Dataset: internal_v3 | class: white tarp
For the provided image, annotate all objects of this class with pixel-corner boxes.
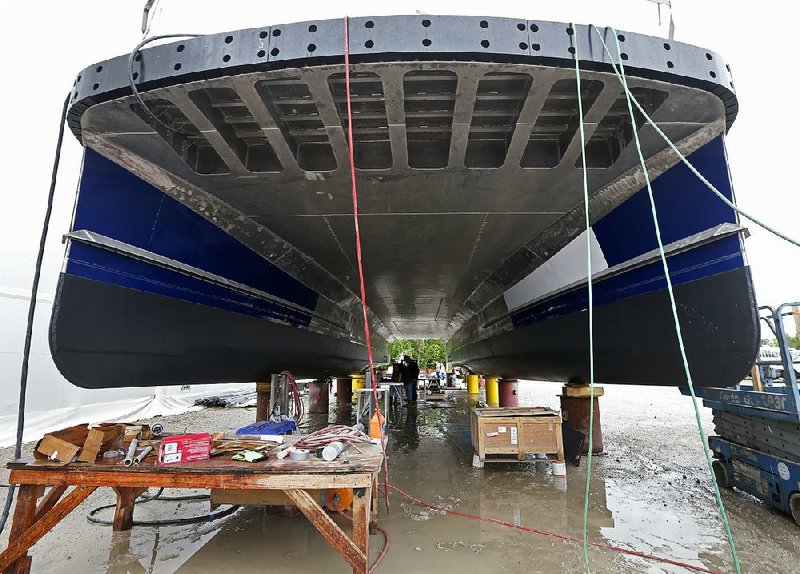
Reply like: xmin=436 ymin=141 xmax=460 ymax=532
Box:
xmin=1 ymin=250 xmax=251 ymax=446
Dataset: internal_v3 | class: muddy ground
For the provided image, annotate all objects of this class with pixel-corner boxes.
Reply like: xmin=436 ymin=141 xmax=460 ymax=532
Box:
xmin=1 ymin=382 xmax=799 ymax=573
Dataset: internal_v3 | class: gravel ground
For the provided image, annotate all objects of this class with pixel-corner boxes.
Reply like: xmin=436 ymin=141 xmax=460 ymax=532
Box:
xmin=1 ymin=383 xmax=799 ymax=573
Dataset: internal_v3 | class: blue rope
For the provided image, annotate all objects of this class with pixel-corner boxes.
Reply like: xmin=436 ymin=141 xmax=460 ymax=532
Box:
xmin=592 ymin=25 xmax=742 ymax=573
xmin=569 ymin=22 xmax=597 ymax=574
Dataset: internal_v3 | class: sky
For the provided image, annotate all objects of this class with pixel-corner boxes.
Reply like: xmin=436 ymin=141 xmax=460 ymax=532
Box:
xmin=1 ymin=0 xmax=798 ymax=318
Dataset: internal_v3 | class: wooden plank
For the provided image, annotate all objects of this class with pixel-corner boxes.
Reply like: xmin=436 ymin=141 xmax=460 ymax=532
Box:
xmin=472 ymin=407 xmax=558 ymax=417
xmin=351 ymin=486 xmax=371 ymax=574
xmin=562 ymin=385 xmax=605 ymax=398
xmin=209 ymin=488 xmax=321 ymax=506
xmin=478 ymin=420 xmax=520 ymax=455
xmin=369 ymin=476 xmax=378 ymax=534
xmin=750 ymin=365 xmax=764 ymax=393
xmin=111 ymin=487 xmax=147 ymax=531
xmin=32 ymin=485 xmax=67 ymax=523
xmin=556 ymin=419 xmax=565 ymax=461
xmin=9 ymin=440 xmax=383 ymax=475
xmin=32 ymin=435 xmax=80 ymax=465
xmin=4 ymin=485 xmax=42 ymax=574
xmin=520 ymin=420 xmax=560 ymax=453
xmin=9 ymin=469 xmax=374 ymax=490
xmin=283 ymin=489 xmax=366 ymax=572
xmin=0 ymin=486 xmax=96 ymax=573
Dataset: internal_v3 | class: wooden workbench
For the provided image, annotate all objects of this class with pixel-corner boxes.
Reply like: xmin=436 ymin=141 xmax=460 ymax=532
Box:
xmin=0 ymin=438 xmax=383 ymax=574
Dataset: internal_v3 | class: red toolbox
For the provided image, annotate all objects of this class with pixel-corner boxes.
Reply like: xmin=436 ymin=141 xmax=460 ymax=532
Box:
xmin=157 ymin=433 xmax=212 ymax=465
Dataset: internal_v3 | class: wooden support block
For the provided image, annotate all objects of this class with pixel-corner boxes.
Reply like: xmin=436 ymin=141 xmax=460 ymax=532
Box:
xmin=111 ymin=487 xmax=147 ymax=531
xmin=78 ymin=425 xmax=124 ymax=463
xmin=562 ymin=385 xmax=604 ymax=398
xmin=283 ymin=489 xmax=366 ymax=573
xmin=0 ymin=486 xmax=96 ymax=573
xmin=256 ymin=382 xmax=271 ymax=421
xmin=33 ymin=435 xmax=81 ymax=465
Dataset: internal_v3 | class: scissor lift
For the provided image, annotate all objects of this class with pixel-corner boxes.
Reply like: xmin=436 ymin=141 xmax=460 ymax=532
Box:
xmin=683 ymin=303 xmax=800 ymax=526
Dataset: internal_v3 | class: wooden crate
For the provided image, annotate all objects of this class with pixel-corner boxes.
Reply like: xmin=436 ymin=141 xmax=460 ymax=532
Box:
xmin=471 ymin=407 xmax=564 ymax=463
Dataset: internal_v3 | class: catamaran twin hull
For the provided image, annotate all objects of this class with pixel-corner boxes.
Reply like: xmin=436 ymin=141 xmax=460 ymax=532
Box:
xmin=52 ymin=16 xmax=758 ymax=389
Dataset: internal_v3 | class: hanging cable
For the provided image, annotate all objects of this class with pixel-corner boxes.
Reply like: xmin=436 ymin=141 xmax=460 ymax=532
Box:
xmin=0 ymin=94 xmax=71 ymax=536
xmin=569 ymin=23 xmax=597 ymax=574
xmin=591 ymin=27 xmax=800 ymax=249
xmin=343 ymin=15 xmax=390 ymax=513
xmin=279 ymin=370 xmax=305 ymax=422
xmin=592 ymin=24 xmax=741 ymax=573
xmin=128 ymin=34 xmax=200 ymax=136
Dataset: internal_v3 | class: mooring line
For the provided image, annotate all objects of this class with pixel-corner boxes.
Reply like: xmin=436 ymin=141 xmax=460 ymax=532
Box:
xmin=569 ymin=22 xmax=598 ymax=574
xmin=593 ymin=26 xmax=800 ymax=249
xmin=591 ymin=24 xmax=742 ymax=573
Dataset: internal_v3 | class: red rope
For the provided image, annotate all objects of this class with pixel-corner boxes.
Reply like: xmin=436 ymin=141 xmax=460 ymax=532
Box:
xmin=279 ymin=370 xmax=304 ymax=422
xmin=389 ymin=484 xmax=718 ymax=574
xmin=343 ymin=15 xmax=390 ymax=513
xmin=339 ymin=511 xmax=390 ymax=574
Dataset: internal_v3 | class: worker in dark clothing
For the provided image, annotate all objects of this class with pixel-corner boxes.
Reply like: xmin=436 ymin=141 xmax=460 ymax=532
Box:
xmin=399 ymin=354 xmax=420 ymax=405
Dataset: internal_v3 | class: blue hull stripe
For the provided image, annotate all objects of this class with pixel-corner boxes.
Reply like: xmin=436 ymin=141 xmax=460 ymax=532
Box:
xmin=67 ymin=150 xmax=319 ymax=322
xmin=66 ymin=243 xmax=314 ymax=328
xmin=511 ymin=236 xmax=743 ymax=327
xmin=592 ymin=135 xmax=737 ymax=265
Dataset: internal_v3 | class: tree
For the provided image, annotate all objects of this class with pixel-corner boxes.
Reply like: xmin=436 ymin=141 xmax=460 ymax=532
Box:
xmin=387 ymin=339 xmax=447 ymax=370
xmin=760 ymin=336 xmax=799 ymax=349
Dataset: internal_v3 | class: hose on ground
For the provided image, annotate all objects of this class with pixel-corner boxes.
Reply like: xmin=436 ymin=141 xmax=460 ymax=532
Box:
xmin=86 ymin=488 xmax=240 ymax=527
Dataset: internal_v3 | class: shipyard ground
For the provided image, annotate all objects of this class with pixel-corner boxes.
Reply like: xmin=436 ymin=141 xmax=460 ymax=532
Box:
xmin=2 ymin=382 xmax=799 ymax=573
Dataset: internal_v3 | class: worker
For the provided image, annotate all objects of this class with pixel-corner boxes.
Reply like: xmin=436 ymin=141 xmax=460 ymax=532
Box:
xmin=399 ymin=354 xmax=420 ymax=405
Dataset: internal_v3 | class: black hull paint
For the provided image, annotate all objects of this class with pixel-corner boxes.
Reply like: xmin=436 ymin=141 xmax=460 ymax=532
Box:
xmin=449 ymin=267 xmax=760 ymax=387
xmin=50 ymin=274 xmax=372 ymax=388
xmin=51 ymin=268 xmax=758 ymax=390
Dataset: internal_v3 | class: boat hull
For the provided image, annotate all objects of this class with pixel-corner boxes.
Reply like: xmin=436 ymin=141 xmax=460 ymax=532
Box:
xmin=49 ymin=15 xmax=757 ymax=389
xmin=51 ymin=274 xmax=370 ymax=388
xmin=448 ymin=266 xmax=758 ymax=386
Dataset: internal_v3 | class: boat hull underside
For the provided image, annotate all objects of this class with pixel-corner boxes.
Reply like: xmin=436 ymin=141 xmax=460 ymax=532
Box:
xmin=50 ymin=274 xmax=371 ymax=388
xmin=51 ymin=266 xmax=756 ymax=389
xmin=449 ymin=266 xmax=758 ymax=386
xmin=51 ymin=16 xmax=757 ymax=389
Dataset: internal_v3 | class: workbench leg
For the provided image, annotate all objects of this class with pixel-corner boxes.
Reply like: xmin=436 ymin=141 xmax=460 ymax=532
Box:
xmin=369 ymin=477 xmax=378 ymax=534
xmin=283 ymin=489 xmax=365 ymax=573
xmin=0 ymin=486 xmax=96 ymax=574
xmin=33 ymin=486 xmax=67 ymax=523
xmin=3 ymin=485 xmax=42 ymax=574
xmin=111 ymin=487 xmax=146 ymax=531
xmin=352 ymin=486 xmax=371 ymax=574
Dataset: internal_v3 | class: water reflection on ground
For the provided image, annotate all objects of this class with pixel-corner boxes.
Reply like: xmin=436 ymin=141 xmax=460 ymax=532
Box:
xmin=30 ymin=383 xmax=800 ymax=573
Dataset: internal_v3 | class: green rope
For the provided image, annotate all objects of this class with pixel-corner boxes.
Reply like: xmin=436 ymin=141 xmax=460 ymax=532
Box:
xmin=569 ymin=22 xmax=596 ymax=574
xmin=593 ymin=25 xmax=742 ymax=573
xmin=595 ymin=28 xmax=800 ymax=249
